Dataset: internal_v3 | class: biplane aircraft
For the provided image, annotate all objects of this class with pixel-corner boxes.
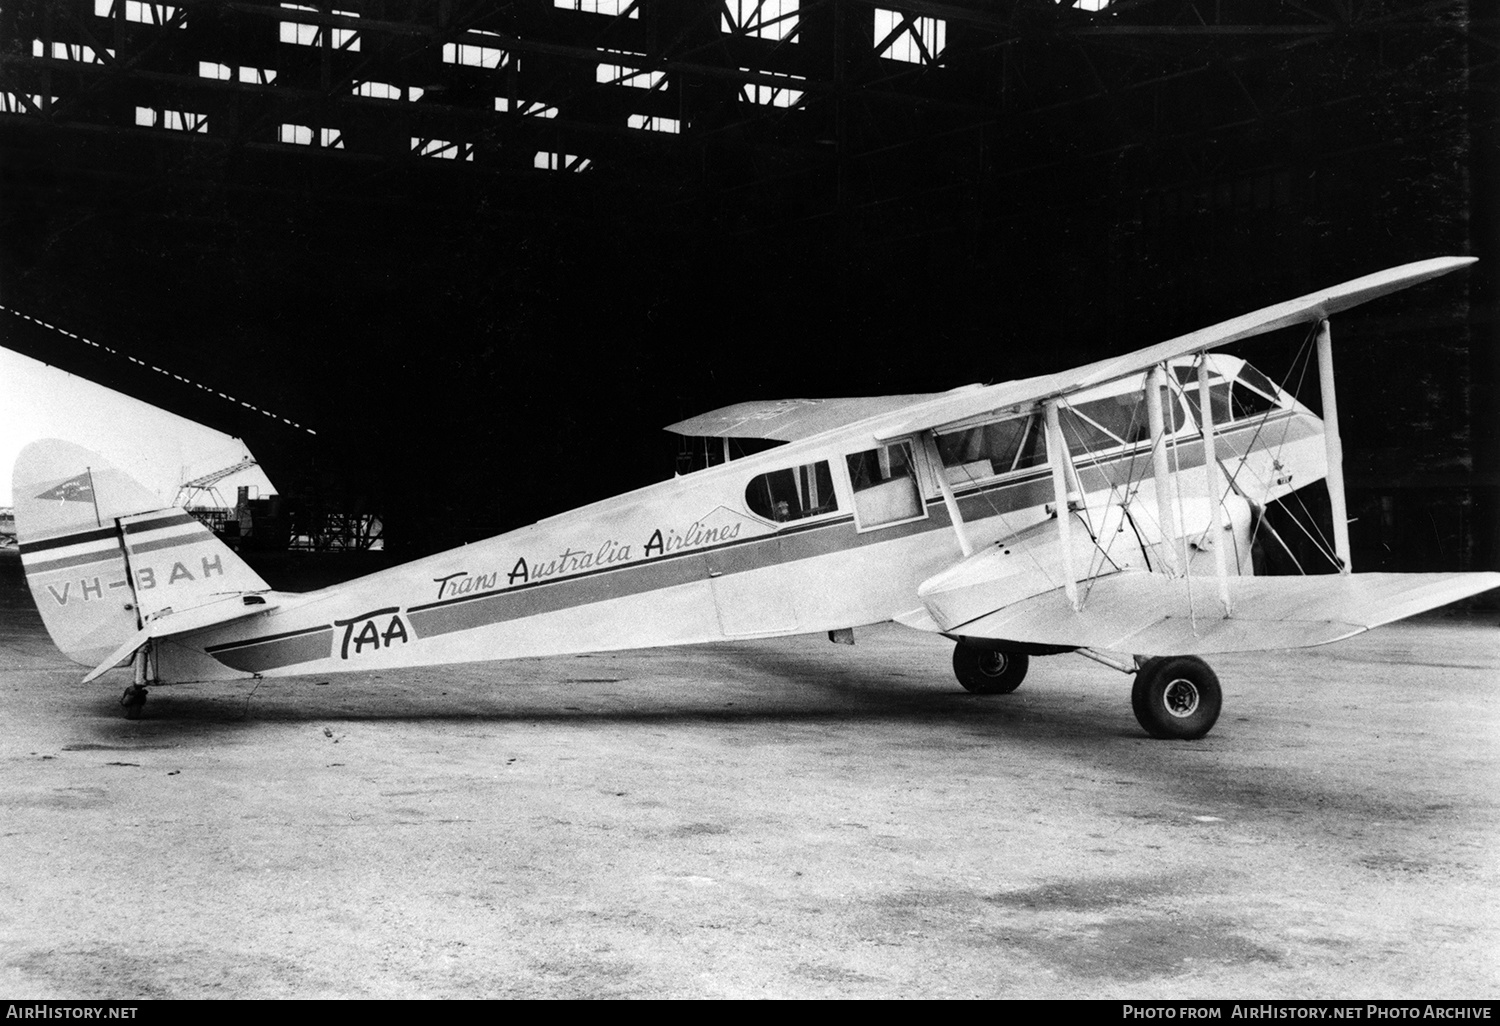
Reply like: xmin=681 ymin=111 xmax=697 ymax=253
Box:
xmin=13 ymin=256 xmax=1499 ymax=737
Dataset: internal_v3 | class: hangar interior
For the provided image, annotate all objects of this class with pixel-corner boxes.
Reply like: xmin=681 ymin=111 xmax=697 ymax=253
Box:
xmin=0 ymin=0 xmax=1494 ymax=575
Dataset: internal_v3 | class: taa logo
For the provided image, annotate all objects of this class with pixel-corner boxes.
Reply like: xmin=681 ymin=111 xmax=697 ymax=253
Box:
xmin=334 ymin=608 xmax=410 ymax=659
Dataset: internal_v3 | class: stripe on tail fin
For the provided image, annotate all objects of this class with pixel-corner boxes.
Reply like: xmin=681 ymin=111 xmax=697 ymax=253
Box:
xmin=14 ymin=439 xmax=269 ymax=668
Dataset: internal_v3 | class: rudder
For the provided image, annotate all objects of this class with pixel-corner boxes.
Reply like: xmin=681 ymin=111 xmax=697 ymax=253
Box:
xmin=14 ymin=439 xmax=269 ymax=667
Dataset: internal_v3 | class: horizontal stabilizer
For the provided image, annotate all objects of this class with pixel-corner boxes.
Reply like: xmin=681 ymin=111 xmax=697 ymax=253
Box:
xmin=936 ymin=570 xmax=1500 ymax=656
xmin=81 ymin=596 xmax=280 ymax=683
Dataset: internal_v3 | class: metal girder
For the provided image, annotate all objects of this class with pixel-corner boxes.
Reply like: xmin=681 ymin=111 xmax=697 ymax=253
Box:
xmin=0 ymin=0 xmax=1482 ymax=216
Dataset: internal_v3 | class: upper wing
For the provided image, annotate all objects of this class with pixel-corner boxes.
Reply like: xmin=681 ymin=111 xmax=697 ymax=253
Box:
xmin=911 ymin=569 xmax=1500 ymax=655
xmin=874 ymin=256 xmax=1476 ymax=440
xmin=663 ymin=390 xmax=979 ymax=442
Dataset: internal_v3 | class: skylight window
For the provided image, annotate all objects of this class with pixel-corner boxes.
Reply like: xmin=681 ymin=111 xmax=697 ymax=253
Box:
xmin=873 ymin=8 xmax=945 ymax=64
xmin=277 ymin=123 xmax=342 ymax=147
xmin=628 ymin=114 xmax=680 ymax=134
xmin=95 ymin=1 xmax=183 ymax=26
xmin=597 ymin=53 xmax=665 ymax=90
xmin=355 ymin=81 xmax=424 ymax=101
xmin=33 ymin=40 xmax=115 ymax=63
xmin=496 ymin=98 xmax=558 ymax=118
xmin=555 ymin=1 xmax=639 ymax=19
xmin=1 ymin=92 xmax=52 ymax=114
xmin=413 ymin=138 xmax=473 ymax=161
xmin=739 ymin=68 xmax=804 ymax=107
xmin=239 ymin=66 xmax=278 ymax=84
xmin=721 ymin=1 xmax=798 ymax=41
xmin=199 ymin=61 xmax=231 ymax=80
xmin=534 ymin=152 xmax=592 ymax=172
xmin=443 ymin=30 xmax=508 ymax=69
xmin=136 ymin=107 xmax=208 ymax=132
xmin=279 ymin=5 xmax=360 ymax=51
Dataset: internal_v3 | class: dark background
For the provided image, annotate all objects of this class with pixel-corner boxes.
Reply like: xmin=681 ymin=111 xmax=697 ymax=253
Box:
xmin=1 ymin=0 xmax=1494 ymax=571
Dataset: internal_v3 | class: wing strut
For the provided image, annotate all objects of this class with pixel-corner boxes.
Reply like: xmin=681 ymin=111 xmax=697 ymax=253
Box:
xmin=1043 ymin=400 xmax=1081 ymax=611
xmin=1145 ymin=364 xmax=1180 ymax=575
xmin=924 ymin=431 xmax=973 ymax=557
xmin=1315 ymin=319 xmax=1352 ymax=573
xmin=1197 ymin=357 xmax=1233 ymax=617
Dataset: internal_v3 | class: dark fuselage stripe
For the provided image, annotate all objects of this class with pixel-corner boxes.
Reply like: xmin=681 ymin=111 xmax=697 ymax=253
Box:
xmin=23 ymin=549 xmax=126 ymax=574
xmin=130 ymin=529 xmax=212 ymax=554
xmin=207 ymin=627 xmax=335 ymax=673
xmin=205 ymin=624 xmax=331 ymax=653
xmin=21 ymin=512 xmax=199 ymax=554
xmin=19 ymin=526 xmax=118 ymax=554
xmin=124 ymin=512 xmax=197 ymax=534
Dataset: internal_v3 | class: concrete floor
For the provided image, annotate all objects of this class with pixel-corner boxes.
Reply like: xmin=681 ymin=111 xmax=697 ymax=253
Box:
xmin=1 ymin=551 xmax=1497 ymax=998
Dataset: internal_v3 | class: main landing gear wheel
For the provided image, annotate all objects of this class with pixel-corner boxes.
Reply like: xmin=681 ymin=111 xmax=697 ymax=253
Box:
xmin=1131 ymin=656 xmax=1221 ymax=740
xmin=120 ymin=684 xmax=148 ymax=720
xmin=952 ymin=645 xmax=1029 ymax=694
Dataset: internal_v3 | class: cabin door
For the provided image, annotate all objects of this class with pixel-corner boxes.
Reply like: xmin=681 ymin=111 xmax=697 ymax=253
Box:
xmin=706 ymin=539 xmax=799 ymax=638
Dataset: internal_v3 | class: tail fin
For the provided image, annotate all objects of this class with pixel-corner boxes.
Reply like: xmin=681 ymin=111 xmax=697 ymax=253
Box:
xmin=14 ymin=439 xmax=269 ymax=667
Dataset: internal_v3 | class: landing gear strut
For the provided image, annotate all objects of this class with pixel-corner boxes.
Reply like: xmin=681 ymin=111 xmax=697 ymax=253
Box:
xmin=119 ymin=646 xmax=153 ymax=720
xmin=952 ymin=644 xmax=1029 ymax=694
xmin=1131 ymin=656 xmax=1221 ymax=740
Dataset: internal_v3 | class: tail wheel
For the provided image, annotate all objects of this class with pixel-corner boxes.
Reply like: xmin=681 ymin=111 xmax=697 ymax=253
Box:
xmin=120 ymin=684 xmax=148 ymax=721
xmin=1131 ymin=656 xmax=1221 ymax=739
xmin=952 ymin=645 xmax=1029 ymax=694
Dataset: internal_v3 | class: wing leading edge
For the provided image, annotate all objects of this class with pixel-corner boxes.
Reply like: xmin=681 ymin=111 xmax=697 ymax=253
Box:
xmin=663 ymin=390 xmax=979 ymax=443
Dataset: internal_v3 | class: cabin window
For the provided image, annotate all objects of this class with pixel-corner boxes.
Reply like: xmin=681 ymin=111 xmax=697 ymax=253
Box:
xmin=745 ymin=461 xmax=837 ymax=522
xmin=1065 ymin=394 xmax=1150 ymax=448
xmin=847 ymin=442 xmax=923 ymax=527
xmin=1175 ymin=367 xmax=1278 ymax=425
xmin=936 ymin=415 xmax=1049 ymax=485
xmin=1057 ymin=395 xmax=1142 ymax=457
xmin=937 ymin=417 xmax=1026 ymax=484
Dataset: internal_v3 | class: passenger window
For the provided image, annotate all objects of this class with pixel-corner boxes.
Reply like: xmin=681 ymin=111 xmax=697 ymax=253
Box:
xmin=1236 ymin=363 xmax=1282 ymax=406
xmin=1175 ymin=367 xmax=1234 ymax=427
xmin=935 ymin=414 xmax=1051 ymax=484
xmin=1058 ymin=403 xmax=1127 ymax=456
xmin=1230 ymin=376 xmax=1278 ymax=419
xmin=936 ymin=417 xmax=1028 ymax=484
xmin=1049 ymin=388 xmax=1189 ymax=461
xmin=745 ymin=460 xmax=837 ymax=522
xmin=1069 ymin=394 xmax=1149 ymax=446
xmin=846 ymin=441 xmax=924 ymax=527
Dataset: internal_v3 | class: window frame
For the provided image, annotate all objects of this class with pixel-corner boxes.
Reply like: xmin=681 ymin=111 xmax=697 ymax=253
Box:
xmin=845 ymin=438 xmax=930 ymax=533
xmin=742 ymin=458 xmax=842 ymax=527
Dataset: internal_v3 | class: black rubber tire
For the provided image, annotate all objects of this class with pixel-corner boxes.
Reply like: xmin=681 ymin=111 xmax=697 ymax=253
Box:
xmin=120 ymin=685 xmax=147 ymax=721
xmin=952 ymin=646 xmax=1029 ymax=694
xmin=1131 ymin=656 xmax=1221 ymax=740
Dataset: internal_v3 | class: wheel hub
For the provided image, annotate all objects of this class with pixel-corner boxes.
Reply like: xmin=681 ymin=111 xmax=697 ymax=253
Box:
xmin=978 ymin=651 xmax=1009 ymax=677
xmin=1161 ymin=678 xmax=1200 ymax=718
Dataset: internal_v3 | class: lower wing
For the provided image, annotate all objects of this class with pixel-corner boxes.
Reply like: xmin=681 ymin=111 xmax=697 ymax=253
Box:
xmin=898 ymin=569 xmax=1500 ymax=655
